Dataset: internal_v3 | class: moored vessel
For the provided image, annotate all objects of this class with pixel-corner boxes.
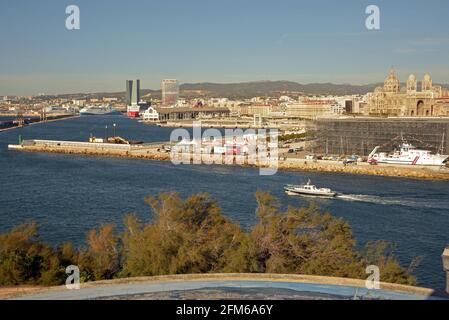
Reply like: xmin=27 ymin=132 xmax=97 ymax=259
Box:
xmin=368 ymin=142 xmax=449 ymax=166
xmin=80 ymin=105 xmax=121 ymax=116
xmin=127 ymin=104 xmax=140 ymax=118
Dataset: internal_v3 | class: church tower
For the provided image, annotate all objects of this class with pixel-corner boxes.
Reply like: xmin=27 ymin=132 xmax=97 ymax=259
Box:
xmin=406 ymin=74 xmax=417 ymax=93
xmin=421 ymin=73 xmax=432 ymax=91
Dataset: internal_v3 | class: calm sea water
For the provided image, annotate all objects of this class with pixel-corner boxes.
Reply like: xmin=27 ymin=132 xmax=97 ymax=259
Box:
xmin=1 ymin=115 xmax=449 ymax=290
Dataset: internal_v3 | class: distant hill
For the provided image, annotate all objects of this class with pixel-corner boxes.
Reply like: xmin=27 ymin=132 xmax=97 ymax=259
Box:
xmin=55 ymin=80 xmax=448 ymax=100
xmin=179 ymin=81 xmax=381 ymax=98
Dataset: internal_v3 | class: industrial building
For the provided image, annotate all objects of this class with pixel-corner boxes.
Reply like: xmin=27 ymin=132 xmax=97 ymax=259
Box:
xmin=314 ymin=117 xmax=449 ymax=156
xmin=142 ymin=106 xmax=230 ymax=122
xmin=285 ymin=99 xmax=340 ymax=119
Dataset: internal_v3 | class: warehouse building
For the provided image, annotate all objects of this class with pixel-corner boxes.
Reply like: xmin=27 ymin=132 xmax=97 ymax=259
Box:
xmin=314 ymin=117 xmax=449 ymax=156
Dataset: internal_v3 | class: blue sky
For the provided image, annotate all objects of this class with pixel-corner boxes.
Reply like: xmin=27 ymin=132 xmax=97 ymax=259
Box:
xmin=1 ymin=0 xmax=449 ymax=95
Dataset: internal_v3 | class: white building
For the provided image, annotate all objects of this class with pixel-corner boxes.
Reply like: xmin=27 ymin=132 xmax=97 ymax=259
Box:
xmin=142 ymin=106 xmax=159 ymax=121
xmin=72 ymin=99 xmax=86 ymax=107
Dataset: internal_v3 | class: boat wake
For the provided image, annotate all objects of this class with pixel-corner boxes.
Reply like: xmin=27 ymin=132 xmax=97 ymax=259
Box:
xmin=336 ymin=194 xmax=447 ymax=209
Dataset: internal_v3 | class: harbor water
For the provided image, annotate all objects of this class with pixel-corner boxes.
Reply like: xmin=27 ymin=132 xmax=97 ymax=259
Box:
xmin=1 ymin=115 xmax=449 ymax=290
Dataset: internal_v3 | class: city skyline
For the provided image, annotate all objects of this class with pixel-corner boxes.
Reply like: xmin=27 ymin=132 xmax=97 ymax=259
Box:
xmin=1 ymin=0 xmax=449 ymax=95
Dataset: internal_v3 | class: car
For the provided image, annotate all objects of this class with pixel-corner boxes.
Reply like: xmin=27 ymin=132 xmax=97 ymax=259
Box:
xmin=305 ymin=154 xmax=316 ymax=160
xmin=343 ymin=155 xmax=358 ymax=165
xmin=288 ymin=149 xmax=294 ymax=153
xmin=294 ymin=147 xmax=304 ymax=152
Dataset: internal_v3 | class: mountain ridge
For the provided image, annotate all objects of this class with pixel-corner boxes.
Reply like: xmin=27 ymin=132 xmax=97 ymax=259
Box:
xmin=55 ymin=80 xmax=448 ymax=99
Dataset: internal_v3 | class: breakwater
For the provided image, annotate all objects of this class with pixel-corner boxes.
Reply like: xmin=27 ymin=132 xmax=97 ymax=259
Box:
xmin=0 ymin=115 xmax=79 ymax=132
xmin=9 ymin=139 xmax=449 ymax=180
xmin=278 ymin=158 xmax=449 ymax=180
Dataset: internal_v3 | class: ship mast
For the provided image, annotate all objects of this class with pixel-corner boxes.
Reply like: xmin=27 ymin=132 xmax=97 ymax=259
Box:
xmin=439 ymin=132 xmax=445 ymax=155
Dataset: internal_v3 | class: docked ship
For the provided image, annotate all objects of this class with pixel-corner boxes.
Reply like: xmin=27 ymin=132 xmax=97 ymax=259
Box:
xmin=368 ymin=142 xmax=449 ymax=166
xmin=79 ymin=105 xmax=121 ymax=116
xmin=127 ymin=104 xmax=140 ymax=118
xmin=284 ymin=180 xmax=337 ymax=198
xmin=127 ymin=101 xmax=150 ymax=118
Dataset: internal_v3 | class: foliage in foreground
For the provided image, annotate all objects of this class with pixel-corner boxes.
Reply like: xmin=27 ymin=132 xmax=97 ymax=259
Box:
xmin=0 ymin=192 xmax=418 ymax=286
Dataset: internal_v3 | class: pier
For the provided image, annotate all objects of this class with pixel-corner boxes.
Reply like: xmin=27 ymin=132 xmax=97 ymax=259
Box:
xmin=8 ymin=138 xmax=449 ymax=180
xmin=8 ymin=139 xmax=168 ymax=159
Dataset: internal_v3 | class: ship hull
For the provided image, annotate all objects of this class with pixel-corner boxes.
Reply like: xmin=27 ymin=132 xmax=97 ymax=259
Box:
xmin=377 ymin=158 xmax=448 ymax=166
xmin=284 ymin=187 xmax=337 ymax=198
xmin=127 ymin=111 xmax=140 ymax=117
xmin=375 ymin=154 xmax=449 ymax=166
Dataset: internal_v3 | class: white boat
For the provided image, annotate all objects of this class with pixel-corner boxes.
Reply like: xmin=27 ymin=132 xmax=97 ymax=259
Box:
xmin=368 ymin=142 xmax=449 ymax=166
xmin=80 ymin=105 xmax=121 ymax=116
xmin=284 ymin=180 xmax=337 ymax=197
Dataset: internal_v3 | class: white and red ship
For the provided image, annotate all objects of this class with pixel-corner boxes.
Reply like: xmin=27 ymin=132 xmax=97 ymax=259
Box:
xmin=368 ymin=142 xmax=449 ymax=166
xmin=127 ymin=104 xmax=140 ymax=118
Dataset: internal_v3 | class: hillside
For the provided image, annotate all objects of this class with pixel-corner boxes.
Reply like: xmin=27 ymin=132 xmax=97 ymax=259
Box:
xmin=179 ymin=81 xmax=380 ymax=98
xmin=54 ymin=80 xmax=448 ymax=100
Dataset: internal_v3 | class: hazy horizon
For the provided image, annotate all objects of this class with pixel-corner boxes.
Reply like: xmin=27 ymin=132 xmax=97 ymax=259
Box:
xmin=1 ymin=0 xmax=449 ymax=95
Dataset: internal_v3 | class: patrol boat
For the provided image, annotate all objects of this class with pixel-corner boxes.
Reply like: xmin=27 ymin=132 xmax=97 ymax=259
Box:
xmin=284 ymin=180 xmax=337 ymax=198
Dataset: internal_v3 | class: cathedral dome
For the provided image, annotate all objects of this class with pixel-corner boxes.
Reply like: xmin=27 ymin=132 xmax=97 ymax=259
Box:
xmin=384 ymin=70 xmax=400 ymax=93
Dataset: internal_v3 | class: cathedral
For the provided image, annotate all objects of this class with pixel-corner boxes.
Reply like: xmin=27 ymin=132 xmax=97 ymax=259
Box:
xmin=366 ymin=70 xmax=449 ymax=117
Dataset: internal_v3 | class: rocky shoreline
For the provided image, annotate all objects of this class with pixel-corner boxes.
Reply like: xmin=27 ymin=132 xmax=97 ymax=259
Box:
xmin=12 ymin=144 xmax=449 ymax=181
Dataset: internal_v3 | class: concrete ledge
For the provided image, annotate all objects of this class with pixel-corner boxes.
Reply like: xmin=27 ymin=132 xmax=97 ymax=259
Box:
xmin=1 ymin=273 xmax=437 ymax=300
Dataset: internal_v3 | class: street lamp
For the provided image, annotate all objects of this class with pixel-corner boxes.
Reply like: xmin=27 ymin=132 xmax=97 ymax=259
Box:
xmin=105 ymin=125 xmax=108 ymax=141
xmin=113 ymin=123 xmax=116 ymax=137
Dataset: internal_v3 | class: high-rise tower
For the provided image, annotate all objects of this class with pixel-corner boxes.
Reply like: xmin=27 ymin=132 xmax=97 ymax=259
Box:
xmin=126 ymin=79 xmax=141 ymax=117
xmin=126 ymin=80 xmax=133 ymax=105
xmin=162 ymin=79 xmax=179 ymax=106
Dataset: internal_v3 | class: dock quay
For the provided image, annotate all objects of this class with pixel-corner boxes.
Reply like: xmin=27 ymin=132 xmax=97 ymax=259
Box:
xmin=7 ymin=139 xmax=449 ymax=180
xmin=142 ymin=118 xmax=313 ymax=130
xmin=8 ymin=139 xmax=170 ymax=160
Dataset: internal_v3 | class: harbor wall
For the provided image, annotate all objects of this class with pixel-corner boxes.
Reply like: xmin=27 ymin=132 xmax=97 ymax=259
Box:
xmin=9 ymin=139 xmax=449 ymax=180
